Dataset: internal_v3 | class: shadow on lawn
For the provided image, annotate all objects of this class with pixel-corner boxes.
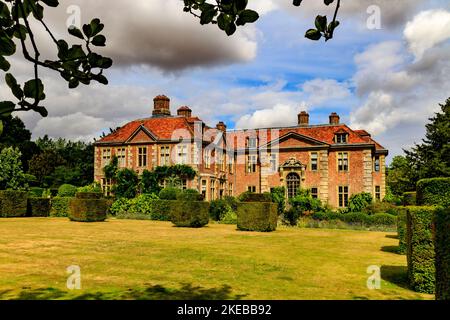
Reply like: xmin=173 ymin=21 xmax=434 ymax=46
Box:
xmin=381 ymin=265 xmax=410 ymax=290
xmin=381 ymin=245 xmax=401 ymax=254
xmin=0 ymin=284 xmax=247 ymax=300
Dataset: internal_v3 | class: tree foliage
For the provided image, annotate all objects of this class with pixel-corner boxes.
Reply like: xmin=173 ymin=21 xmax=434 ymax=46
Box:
xmin=115 ymin=168 xmax=139 ymax=199
xmin=0 ymin=0 xmax=112 ymax=134
xmin=0 ymin=146 xmax=26 ymax=190
xmin=386 ymin=155 xmax=417 ymax=196
xmin=405 ymin=98 xmax=450 ymax=180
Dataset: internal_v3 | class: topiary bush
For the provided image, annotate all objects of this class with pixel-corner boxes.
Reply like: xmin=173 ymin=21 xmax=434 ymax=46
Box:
xmin=50 ymin=197 xmax=72 ymax=217
xmin=150 ymin=200 xmax=173 ymax=221
xmin=348 ymin=192 xmax=373 ymax=212
xmin=406 ymin=206 xmax=437 ymax=294
xmin=238 ymin=191 xmax=272 ymax=203
xmin=402 ymin=192 xmax=417 ymax=206
xmin=68 ymin=192 xmax=107 ymax=222
xmin=176 ymin=189 xmax=204 ymax=201
xmin=27 ymin=197 xmax=51 ymax=217
xmin=416 ymin=178 xmax=450 ymax=207
xmin=159 ymin=187 xmax=181 ymax=200
xmin=170 ymin=200 xmax=210 ymax=228
xmin=435 ymin=206 xmax=450 ymax=300
xmin=368 ymin=213 xmax=397 ymax=226
xmin=28 ymin=187 xmax=44 ymax=198
xmin=57 ymin=184 xmax=78 ymax=197
xmin=0 ymin=190 xmax=28 ymax=217
xmin=237 ymin=202 xmax=278 ymax=232
xmin=75 ymin=192 xmax=102 ymax=199
xmin=396 ymin=208 xmax=408 ymax=255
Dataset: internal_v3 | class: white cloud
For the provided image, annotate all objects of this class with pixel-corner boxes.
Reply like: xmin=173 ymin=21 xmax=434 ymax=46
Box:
xmin=235 ymin=103 xmax=305 ymax=129
xmin=301 ymin=79 xmax=351 ymax=105
xmin=404 ymin=9 xmax=450 ymax=60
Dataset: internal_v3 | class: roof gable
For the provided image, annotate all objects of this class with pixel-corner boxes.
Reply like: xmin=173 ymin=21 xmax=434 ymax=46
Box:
xmin=126 ymin=125 xmax=157 ymax=143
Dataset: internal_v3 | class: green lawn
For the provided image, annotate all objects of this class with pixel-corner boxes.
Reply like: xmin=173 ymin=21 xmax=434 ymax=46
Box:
xmin=0 ymin=218 xmax=432 ymax=300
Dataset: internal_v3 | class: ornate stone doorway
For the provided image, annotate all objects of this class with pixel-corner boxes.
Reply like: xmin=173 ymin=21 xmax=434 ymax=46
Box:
xmin=280 ymin=157 xmax=306 ymax=199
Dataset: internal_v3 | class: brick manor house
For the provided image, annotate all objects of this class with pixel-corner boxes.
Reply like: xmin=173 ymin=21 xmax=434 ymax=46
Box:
xmin=94 ymin=95 xmax=388 ymax=208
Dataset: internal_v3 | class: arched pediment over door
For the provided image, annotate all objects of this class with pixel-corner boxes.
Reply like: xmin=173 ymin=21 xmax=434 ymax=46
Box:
xmin=280 ymin=157 xmax=306 ymax=198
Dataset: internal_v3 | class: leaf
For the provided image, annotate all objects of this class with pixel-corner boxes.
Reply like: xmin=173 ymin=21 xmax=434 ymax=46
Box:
xmin=235 ymin=0 xmax=248 ymax=11
xmin=315 ymin=15 xmax=327 ymax=32
xmin=68 ymin=27 xmax=84 ymax=39
xmin=5 ymin=73 xmax=17 ymax=88
xmin=0 ymin=55 xmax=10 ymax=71
xmin=90 ymin=18 xmax=104 ymax=36
xmin=24 ymin=79 xmax=45 ymax=100
xmin=40 ymin=0 xmax=59 ymax=7
xmin=82 ymin=23 xmax=93 ymax=38
xmin=34 ymin=106 xmax=48 ymax=117
xmin=13 ymin=24 xmax=28 ymax=40
xmin=324 ymin=0 xmax=334 ymax=5
xmin=0 ymin=101 xmax=15 ymax=118
xmin=68 ymin=78 xmax=79 ymax=89
xmin=91 ymin=35 xmax=106 ymax=47
xmin=293 ymin=0 xmax=303 ymax=6
xmin=236 ymin=9 xmax=259 ymax=26
xmin=0 ymin=37 xmax=16 ymax=56
xmin=200 ymin=6 xmax=216 ymax=25
xmin=328 ymin=20 xmax=340 ymax=33
xmin=305 ymin=29 xmax=322 ymax=41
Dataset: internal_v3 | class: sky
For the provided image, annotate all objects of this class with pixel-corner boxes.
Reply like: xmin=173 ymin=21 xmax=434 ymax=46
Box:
xmin=1 ymin=0 xmax=450 ymax=162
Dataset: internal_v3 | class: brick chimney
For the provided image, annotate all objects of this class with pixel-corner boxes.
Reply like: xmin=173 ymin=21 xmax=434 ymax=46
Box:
xmin=329 ymin=112 xmax=340 ymax=125
xmin=298 ymin=111 xmax=309 ymax=126
xmin=177 ymin=106 xmax=192 ymax=118
xmin=152 ymin=95 xmax=171 ymax=117
xmin=216 ymin=121 xmax=227 ymax=132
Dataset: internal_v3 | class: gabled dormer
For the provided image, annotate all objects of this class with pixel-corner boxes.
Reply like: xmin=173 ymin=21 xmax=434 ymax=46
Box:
xmin=334 ymin=128 xmax=348 ymax=144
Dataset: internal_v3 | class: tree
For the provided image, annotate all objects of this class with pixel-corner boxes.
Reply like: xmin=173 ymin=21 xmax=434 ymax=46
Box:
xmin=0 ymin=146 xmax=27 ymax=190
xmin=405 ymin=98 xmax=450 ymax=180
xmin=115 ymin=168 xmax=139 ymax=199
xmin=1 ymin=1 xmax=341 ymax=135
xmin=28 ymin=149 xmax=65 ymax=186
xmin=0 ymin=115 xmax=40 ymax=171
xmin=0 ymin=0 xmax=112 ymax=133
xmin=386 ymin=155 xmax=417 ymax=196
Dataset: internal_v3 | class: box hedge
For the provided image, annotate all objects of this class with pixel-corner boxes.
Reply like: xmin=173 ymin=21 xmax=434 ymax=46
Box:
xmin=68 ymin=193 xmax=107 ymax=222
xmin=237 ymin=202 xmax=278 ymax=232
xmin=402 ymin=192 xmax=417 ymax=206
xmin=151 ymin=200 xmax=173 ymax=221
xmin=238 ymin=192 xmax=273 ymax=203
xmin=397 ymin=208 xmax=408 ymax=255
xmin=27 ymin=197 xmax=51 ymax=217
xmin=170 ymin=200 xmax=210 ymax=228
xmin=416 ymin=178 xmax=450 ymax=206
xmin=435 ymin=207 xmax=450 ymax=300
xmin=0 ymin=190 xmax=28 ymax=217
xmin=50 ymin=197 xmax=72 ymax=217
xmin=406 ymin=206 xmax=437 ymax=294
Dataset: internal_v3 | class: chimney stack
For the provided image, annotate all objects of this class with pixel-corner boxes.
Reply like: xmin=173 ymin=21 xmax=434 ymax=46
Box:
xmin=177 ymin=106 xmax=192 ymax=118
xmin=329 ymin=112 xmax=340 ymax=125
xmin=152 ymin=95 xmax=171 ymax=117
xmin=216 ymin=121 xmax=227 ymax=132
xmin=298 ymin=111 xmax=309 ymax=126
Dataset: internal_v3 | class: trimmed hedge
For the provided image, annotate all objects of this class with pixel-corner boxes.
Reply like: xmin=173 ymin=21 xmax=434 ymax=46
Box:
xmin=159 ymin=187 xmax=180 ymax=200
xmin=0 ymin=190 xmax=28 ymax=217
xmin=397 ymin=208 xmax=408 ymax=255
xmin=238 ymin=192 xmax=273 ymax=203
xmin=170 ymin=200 xmax=210 ymax=228
xmin=406 ymin=206 xmax=437 ymax=294
xmin=57 ymin=184 xmax=78 ymax=197
xmin=176 ymin=189 xmax=204 ymax=201
xmin=435 ymin=207 xmax=450 ymax=300
xmin=27 ymin=197 xmax=51 ymax=217
xmin=149 ymin=200 xmax=172 ymax=221
xmin=403 ymin=192 xmax=417 ymax=206
xmin=75 ymin=192 xmax=102 ymax=199
xmin=28 ymin=187 xmax=44 ymax=198
xmin=50 ymin=197 xmax=72 ymax=217
xmin=68 ymin=193 xmax=107 ymax=222
xmin=237 ymin=202 xmax=278 ymax=232
xmin=416 ymin=178 xmax=450 ymax=206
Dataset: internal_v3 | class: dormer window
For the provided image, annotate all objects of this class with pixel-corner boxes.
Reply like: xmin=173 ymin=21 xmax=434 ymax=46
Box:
xmin=335 ymin=133 xmax=348 ymax=144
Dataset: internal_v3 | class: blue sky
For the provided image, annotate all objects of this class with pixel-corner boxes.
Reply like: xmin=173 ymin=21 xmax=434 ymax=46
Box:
xmin=2 ymin=0 xmax=450 ymax=162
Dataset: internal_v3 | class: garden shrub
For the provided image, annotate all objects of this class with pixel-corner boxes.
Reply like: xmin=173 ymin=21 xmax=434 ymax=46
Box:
xmin=109 ymin=197 xmax=132 ymax=216
xmin=348 ymin=192 xmax=373 ymax=212
xmin=150 ymin=200 xmax=173 ymax=221
xmin=396 ymin=208 xmax=408 ymax=254
xmin=219 ymin=209 xmax=237 ymax=225
xmin=283 ymin=208 xmax=300 ymax=226
xmin=159 ymin=187 xmax=181 ymax=200
xmin=402 ymin=192 xmax=416 ymax=206
xmin=416 ymin=177 xmax=450 ymax=206
xmin=28 ymin=187 xmax=44 ymax=198
xmin=209 ymin=199 xmax=232 ymax=221
xmin=270 ymin=187 xmax=286 ymax=215
xmin=435 ymin=206 xmax=450 ymax=300
xmin=238 ymin=191 xmax=272 ymax=203
xmin=170 ymin=200 xmax=210 ymax=228
xmin=237 ymin=202 xmax=278 ymax=232
xmin=363 ymin=201 xmax=397 ymax=215
xmin=288 ymin=189 xmax=322 ymax=221
xmin=27 ymin=197 xmax=51 ymax=217
xmin=69 ymin=194 xmax=107 ymax=222
xmin=0 ymin=190 xmax=28 ymax=217
xmin=50 ymin=197 xmax=72 ymax=217
xmin=57 ymin=184 xmax=78 ymax=197
xmin=406 ymin=206 xmax=437 ymax=294
xmin=115 ymin=168 xmax=139 ymax=199
xmin=223 ymin=196 xmax=238 ymax=212
xmin=176 ymin=189 xmax=204 ymax=201
xmin=77 ymin=183 xmax=102 ymax=193
xmin=368 ymin=213 xmax=397 ymax=226
xmin=340 ymin=212 xmax=371 ymax=224
xmin=383 ymin=187 xmax=403 ymax=205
